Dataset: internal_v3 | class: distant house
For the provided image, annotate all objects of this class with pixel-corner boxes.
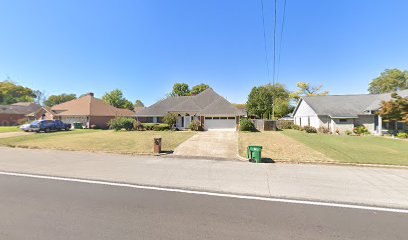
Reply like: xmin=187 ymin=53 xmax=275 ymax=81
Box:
xmin=0 ymin=102 xmax=42 ymax=126
xmin=136 ymin=88 xmax=244 ymax=131
xmin=26 ymin=93 xmax=135 ymax=129
xmin=292 ymin=89 xmax=408 ymax=134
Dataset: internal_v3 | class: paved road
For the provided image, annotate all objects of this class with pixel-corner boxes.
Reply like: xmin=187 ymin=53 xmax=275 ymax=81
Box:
xmin=0 ymin=174 xmax=407 ymax=240
xmin=173 ymin=131 xmax=238 ymax=159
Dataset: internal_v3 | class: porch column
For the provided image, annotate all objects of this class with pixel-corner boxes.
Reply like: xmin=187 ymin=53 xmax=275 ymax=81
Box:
xmin=377 ymin=115 xmax=382 ymax=135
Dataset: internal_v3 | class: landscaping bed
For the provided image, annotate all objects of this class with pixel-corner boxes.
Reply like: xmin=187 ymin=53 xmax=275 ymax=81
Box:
xmin=0 ymin=130 xmax=196 ymax=155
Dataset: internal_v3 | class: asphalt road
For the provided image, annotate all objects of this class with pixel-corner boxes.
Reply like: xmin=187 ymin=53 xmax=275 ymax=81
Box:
xmin=0 ymin=175 xmax=407 ymax=240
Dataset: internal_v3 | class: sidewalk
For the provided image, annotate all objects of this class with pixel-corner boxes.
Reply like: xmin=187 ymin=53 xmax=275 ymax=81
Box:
xmin=0 ymin=147 xmax=407 ymax=209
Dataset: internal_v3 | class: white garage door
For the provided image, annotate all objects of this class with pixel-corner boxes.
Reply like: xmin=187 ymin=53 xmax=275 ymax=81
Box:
xmin=204 ymin=118 xmax=236 ymax=131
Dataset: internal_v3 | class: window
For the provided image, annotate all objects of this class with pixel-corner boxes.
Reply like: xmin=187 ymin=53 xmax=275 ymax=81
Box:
xmin=205 ymin=117 xmax=212 ymax=120
xmin=228 ymin=117 xmax=235 ymax=119
xmin=220 ymin=117 xmax=227 ymax=119
xmin=339 ymin=119 xmax=347 ymax=123
xmin=213 ymin=117 xmax=220 ymax=120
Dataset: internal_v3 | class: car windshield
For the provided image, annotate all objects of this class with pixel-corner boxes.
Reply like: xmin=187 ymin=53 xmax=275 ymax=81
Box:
xmin=31 ymin=121 xmax=40 ymax=125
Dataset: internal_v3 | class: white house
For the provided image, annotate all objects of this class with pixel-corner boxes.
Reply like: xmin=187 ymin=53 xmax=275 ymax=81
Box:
xmin=292 ymin=89 xmax=408 ymax=134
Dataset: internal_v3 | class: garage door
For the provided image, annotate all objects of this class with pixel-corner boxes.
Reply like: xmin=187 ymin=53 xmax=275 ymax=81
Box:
xmin=204 ymin=118 xmax=236 ymax=131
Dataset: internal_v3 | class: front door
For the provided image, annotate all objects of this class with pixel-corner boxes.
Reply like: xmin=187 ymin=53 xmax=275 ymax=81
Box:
xmin=184 ymin=116 xmax=191 ymax=129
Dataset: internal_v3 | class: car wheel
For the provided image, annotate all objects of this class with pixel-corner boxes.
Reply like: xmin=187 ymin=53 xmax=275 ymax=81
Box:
xmin=45 ymin=128 xmax=50 ymax=133
xmin=35 ymin=130 xmax=40 ymax=133
xmin=65 ymin=127 xmax=70 ymax=131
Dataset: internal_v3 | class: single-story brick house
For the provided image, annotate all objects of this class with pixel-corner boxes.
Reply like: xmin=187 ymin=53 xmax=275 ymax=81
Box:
xmin=136 ymin=88 xmax=244 ymax=131
xmin=0 ymin=102 xmax=42 ymax=126
xmin=26 ymin=93 xmax=135 ymax=129
xmin=292 ymin=89 xmax=408 ymax=134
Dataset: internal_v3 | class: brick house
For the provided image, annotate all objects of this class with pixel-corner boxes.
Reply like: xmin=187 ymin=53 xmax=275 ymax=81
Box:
xmin=136 ymin=88 xmax=244 ymax=131
xmin=0 ymin=102 xmax=42 ymax=126
xmin=26 ymin=93 xmax=135 ymax=129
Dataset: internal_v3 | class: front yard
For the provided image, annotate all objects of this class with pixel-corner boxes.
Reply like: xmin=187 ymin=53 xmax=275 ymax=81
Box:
xmin=240 ymin=130 xmax=408 ymax=166
xmin=0 ymin=130 xmax=196 ymax=154
xmin=0 ymin=126 xmax=21 ymax=133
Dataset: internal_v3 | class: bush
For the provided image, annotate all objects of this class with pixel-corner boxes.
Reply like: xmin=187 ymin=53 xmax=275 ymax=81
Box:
xmin=317 ymin=126 xmax=330 ymax=134
xmin=142 ymin=123 xmax=157 ymax=131
xmin=353 ymin=126 xmax=369 ymax=135
xmin=277 ymin=121 xmax=294 ymax=129
xmin=108 ymin=117 xmax=136 ymax=131
xmin=303 ymin=126 xmax=317 ymax=133
xmin=189 ymin=120 xmax=203 ymax=131
xmin=133 ymin=120 xmax=144 ymax=131
xmin=239 ymin=118 xmax=255 ymax=131
xmin=292 ymin=124 xmax=301 ymax=131
xmin=396 ymin=132 xmax=408 ymax=139
xmin=345 ymin=130 xmax=353 ymax=135
xmin=153 ymin=124 xmax=170 ymax=131
xmin=163 ymin=113 xmax=177 ymax=128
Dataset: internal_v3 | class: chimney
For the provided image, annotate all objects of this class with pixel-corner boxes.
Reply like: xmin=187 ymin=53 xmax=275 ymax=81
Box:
xmin=88 ymin=92 xmax=94 ymax=97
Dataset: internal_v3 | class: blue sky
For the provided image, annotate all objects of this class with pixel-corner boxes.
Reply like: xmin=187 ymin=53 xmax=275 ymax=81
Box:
xmin=1 ymin=0 xmax=407 ymax=106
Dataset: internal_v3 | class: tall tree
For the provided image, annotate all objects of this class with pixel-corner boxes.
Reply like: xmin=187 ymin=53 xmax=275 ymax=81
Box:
xmin=44 ymin=94 xmax=77 ymax=107
xmin=246 ymin=84 xmax=291 ymax=119
xmin=292 ymin=82 xmax=329 ymax=100
xmin=134 ymin=100 xmax=145 ymax=108
xmin=379 ymin=93 xmax=408 ymax=123
xmin=190 ymin=84 xmax=209 ymax=95
xmin=33 ymin=90 xmax=46 ymax=105
xmin=368 ymin=69 xmax=408 ymax=94
xmin=0 ymin=81 xmax=36 ymax=104
xmin=171 ymin=83 xmax=190 ymax=96
xmin=102 ymin=89 xmax=134 ymax=110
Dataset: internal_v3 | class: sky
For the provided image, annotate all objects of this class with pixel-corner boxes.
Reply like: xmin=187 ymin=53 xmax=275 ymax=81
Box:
xmin=1 ymin=0 xmax=407 ymax=106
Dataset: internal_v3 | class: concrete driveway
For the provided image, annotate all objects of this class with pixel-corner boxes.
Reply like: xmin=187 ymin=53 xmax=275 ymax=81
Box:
xmin=173 ymin=131 xmax=238 ymax=159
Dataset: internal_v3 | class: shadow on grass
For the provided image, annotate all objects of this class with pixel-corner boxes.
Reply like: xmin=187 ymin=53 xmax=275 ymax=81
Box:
xmin=248 ymin=157 xmax=275 ymax=163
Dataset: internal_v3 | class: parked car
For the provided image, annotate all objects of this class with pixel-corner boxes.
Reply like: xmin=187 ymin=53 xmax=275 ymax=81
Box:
xmin=28 ymin=120 xmax=71 ymax=133
xmin=20 ymin=124 xmax=31 ymax=132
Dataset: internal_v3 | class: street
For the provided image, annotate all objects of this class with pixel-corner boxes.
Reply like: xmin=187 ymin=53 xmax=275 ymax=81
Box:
xmin=0 ymin=174 xmax=407 ymax=240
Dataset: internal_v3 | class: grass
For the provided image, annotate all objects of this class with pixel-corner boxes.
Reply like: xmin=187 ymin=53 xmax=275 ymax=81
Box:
xmin=0 ymin=130 xmax=196 ymax=154
xmin=0 ymin=126 xmax=21 ymax=133
xmin=281 ymin=130 xmax=408 ymax=166
xmin=239 ymin=131 xmax=333 ymax=163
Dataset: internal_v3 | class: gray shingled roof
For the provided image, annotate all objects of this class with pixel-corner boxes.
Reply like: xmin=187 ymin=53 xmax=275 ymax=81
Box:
xmin=137 ymin=88 xmax=242 ymax=117
xmin=0 ymin=102 xmax=42 ymax=115
xmin=297 ymin=89 xmax=408 ymax=118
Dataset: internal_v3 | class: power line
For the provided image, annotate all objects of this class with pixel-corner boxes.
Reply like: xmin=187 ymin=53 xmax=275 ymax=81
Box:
xmin=276 ymin=0 xmax=287 ymax=83
xmin=260 ymin=0 xmax=270 ymax=83
xmin=272 ymin=0 xmax=277 ymax=86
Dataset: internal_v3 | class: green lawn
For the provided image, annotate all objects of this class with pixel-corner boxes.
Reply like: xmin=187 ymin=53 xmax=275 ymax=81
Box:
xmin=0 ymin=126 xmax=21 ymax=133
xmin=281 ymin=130 xmax=408 ymax=166
xmin=0 ymin=129 xmax=196 ymax=154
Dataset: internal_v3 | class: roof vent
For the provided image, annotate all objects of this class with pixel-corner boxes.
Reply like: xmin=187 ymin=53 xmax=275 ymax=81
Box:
xmin=88 ymin=92 xmax=94 ymax=97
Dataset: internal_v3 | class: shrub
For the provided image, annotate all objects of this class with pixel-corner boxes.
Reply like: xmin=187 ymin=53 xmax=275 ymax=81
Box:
xmin=142 ymin=123 xmax=157 ymax=130
xmin=239 ymin=118 xmax=255 ymax=131
xmin=108 ymin=117 xmax=136 ymax=131
xmin=277 ymin=121 xmax=294 ymax=129
xmin=189 ymin=120 xmax=203 ymax=131
xmin=303 ymin=126 xmax=317 ymax=133
xmin=396 ymin=132 xmax=408 ymax=139
xmin=163 ymin=113 xmax=177 ymax=128
xmin=153 ymin=124 xmax=170 ymax=131
xmin=292 ymin=124 xmax=301 ymax=131
xmin=133 ymin=120 xmax=144 ymax=131
xmin=317 ymin=126 xmax=330 ymax=134
xmin=353 ymin=126 xmax=369 ymax=135
xmin=345 ymin=130 xmax=353 ymax=135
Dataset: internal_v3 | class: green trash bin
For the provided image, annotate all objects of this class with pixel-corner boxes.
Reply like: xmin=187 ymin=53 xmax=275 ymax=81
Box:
xmin=73 ymin=122 xmax=83 ymax=129
xmin=247 ymin=146 xmax=262 ymax=163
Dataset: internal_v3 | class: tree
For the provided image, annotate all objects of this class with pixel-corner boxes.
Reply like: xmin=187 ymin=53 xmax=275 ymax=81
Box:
xmin=368 ymin=69 xmax=408 ymax=94
xmin=379 ymin=93 xmax=408 ymax=123
xmin=171 ymin=83 xmax=190 ymax=96
xmin=0 ymin=81 xmax=36 ymax=104
xmin=246 ymin=84 xmax=291 ymax=119
xmin=134 ymin=100 xmax=145 ymax=108
xmin=190 ymin=84 xmax=209 ymax=95
xmin=33 ymin=90 xmax=46 ymax=105
xmin=102 ymin=89 xmax=134 ymax=110
xmin=163 ymin=113 xmax=177 ymax=128
xmin=44 ymin=93 xmax=77 ymax=107
xmin=292 ymin=82 xmax=329 ymax=100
